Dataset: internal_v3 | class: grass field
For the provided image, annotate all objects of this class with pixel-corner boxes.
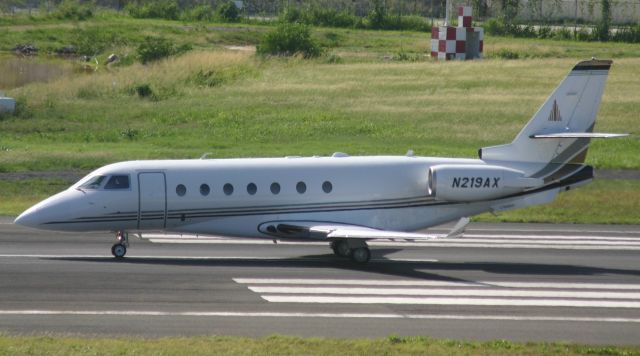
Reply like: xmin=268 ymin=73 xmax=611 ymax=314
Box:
xmin=0 ymin=334 xmax=638 ymax=355
xmin=0 ymin=15 xmax=639 ymax=223
xmin=1 ymin=52 xmax=638 ymax=171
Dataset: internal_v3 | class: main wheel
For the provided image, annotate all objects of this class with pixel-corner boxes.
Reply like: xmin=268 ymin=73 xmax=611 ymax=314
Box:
xmin=111 ymin=243 xmax=127 ymax=258
xmin=351 ymin=247 xmax=371 ymax=264
xmin=330 ymin=241 xmax=339 ymax=255
xmin=332 ymin=240 xmax=352 ymax=257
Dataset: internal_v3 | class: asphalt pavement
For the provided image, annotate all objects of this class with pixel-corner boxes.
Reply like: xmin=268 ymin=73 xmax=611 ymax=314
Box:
xmin=1 ymin=220 xmax=639 ymax=345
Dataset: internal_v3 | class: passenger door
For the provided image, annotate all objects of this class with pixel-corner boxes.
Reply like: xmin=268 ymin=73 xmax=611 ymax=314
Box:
xmin=138 ymin=172 xmax=167 ymax=230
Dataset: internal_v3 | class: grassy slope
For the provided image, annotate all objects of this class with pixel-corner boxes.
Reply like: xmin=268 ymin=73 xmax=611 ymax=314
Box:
xmin=2 ymin=54 xmax=638 ymax=170
xmin=0 ymin=335 xmax=638 ymax=355
xmin=0 ymin=15 xmax=639 ymax=223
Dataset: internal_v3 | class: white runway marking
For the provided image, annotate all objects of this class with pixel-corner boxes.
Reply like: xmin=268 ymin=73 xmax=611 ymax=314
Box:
xmin=261 ymin=296 xmax=640 ymax=308
xmin=234 ymin=278 xmax=640 ymax=290
xmin=1 ymin=310 xmax=640 ymax=323
xmin=249 ymin=286 xmax=640 ymax=299
xmin=235 ymin=278 xmax=640 ymax=309
xmin=146 ymin=231 xmax=640 ymax=250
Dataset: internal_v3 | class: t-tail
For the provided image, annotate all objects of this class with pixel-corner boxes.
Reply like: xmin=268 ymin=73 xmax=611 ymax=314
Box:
xmin=479 ymin=59 xmax=627 ymax=185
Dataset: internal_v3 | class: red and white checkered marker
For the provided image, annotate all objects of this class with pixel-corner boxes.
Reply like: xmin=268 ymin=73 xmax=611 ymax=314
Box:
xmin=431 ymin=5 xmax=483 ymax=61
xmin=458 ymin=6 xmax=472 ymax=28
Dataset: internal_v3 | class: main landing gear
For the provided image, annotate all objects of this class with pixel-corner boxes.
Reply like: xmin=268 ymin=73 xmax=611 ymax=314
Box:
xmin=330 ymin=239 xmax=371 ymax=264
xmin=111 ymin=230 xmax=129 ymax=258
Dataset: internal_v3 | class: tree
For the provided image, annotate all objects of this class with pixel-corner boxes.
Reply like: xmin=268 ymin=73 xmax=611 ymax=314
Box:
xmin=594 ymin=0 xmax=611 ymax=41
xmin=1 ymin=0 xmax=27 ymax=15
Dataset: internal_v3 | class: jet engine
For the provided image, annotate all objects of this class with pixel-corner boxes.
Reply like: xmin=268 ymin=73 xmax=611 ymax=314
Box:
xmin=427 ymin=164 xmax=543 ymax=202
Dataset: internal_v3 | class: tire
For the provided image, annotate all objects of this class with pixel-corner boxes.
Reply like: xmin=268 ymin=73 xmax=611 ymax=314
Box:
xmin=111 ymin=243 xmax=127 ymax=258
xmin=334 ymin=240 xmax=352 ymax=257
xmin=351 ymin=247 xmax=370 ymax=264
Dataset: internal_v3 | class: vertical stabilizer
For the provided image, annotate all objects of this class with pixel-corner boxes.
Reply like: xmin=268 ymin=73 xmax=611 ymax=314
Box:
xmin=479 ymin=59 xmax=612 ymax=179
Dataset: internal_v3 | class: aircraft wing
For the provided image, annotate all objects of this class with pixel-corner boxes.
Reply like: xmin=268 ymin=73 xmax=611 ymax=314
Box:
xmin=530 ymin=132 xmax=629 ymax=139
xmin=258 ymin=217 xmax=469 ymax=241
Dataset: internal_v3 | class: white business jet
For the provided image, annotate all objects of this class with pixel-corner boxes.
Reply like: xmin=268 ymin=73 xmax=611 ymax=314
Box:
xmin=15 ymin=59 xmax=627 ymax=263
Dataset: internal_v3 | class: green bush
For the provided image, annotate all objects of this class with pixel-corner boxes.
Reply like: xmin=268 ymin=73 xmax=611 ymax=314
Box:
xmin=537 ymin=26 xmax=553 ymax=39
xmin=216 ymin=1 xmax=240 ymax=23
xmin=280 ymin=6 xmax=359 ymax=28
xmin=280 ymin=5 xmax=426 ymax=32
xmin=281 ymin=7 xmax=304 ymax=23
xmin=127 ymin=0 xmax=180 ymax=20
xmin=182 ymin=5 xmax=215 ymax=21
xmin=575 ymin=27 xmax=593 ymax=41
xmin=593 ymin=22 xmax=610 ymax=41
xmin=611 ymin=24 xmax=640 ymax=43
xmin=379 ymin=15 xmax=430 ymax=32
xmin=257 ymin=22 xmax=321 ymax=58
xmin=306 ymin=8 xmax=356 ymax=28
xmin=484 ymin=18 xmax=507 ymax=35
xmin=136 ymin=36 xmax=191 ymax=64
xmin=553 ymin=27 xmax=573 ymax=40
xmin=367 ymin=0 xmax=386 ymax=29
xmin=52 ymin=0 xmax=93 ymax=21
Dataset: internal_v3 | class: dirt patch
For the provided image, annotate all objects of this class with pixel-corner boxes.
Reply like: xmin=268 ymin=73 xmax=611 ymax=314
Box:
xmin=224 ymin=45 xmax=256 ymax=51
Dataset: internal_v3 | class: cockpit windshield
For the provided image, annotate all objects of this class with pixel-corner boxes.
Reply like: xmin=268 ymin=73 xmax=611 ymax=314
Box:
xmin=79 ymin=175 xmax=107 ymax=190
xmin=76 ymin=174 xmax=130 ymax=191
xmin=104 ymin=175 xmax=130 ymax=189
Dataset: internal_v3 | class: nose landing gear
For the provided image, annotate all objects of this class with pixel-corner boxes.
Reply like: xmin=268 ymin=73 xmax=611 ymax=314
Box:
xmin=111 ymin=231 xmax=129 ymax=258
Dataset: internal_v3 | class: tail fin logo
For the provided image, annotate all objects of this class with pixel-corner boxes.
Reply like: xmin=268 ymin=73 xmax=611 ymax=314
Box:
xmin=548 ymin=100 xmax=563 ymax=122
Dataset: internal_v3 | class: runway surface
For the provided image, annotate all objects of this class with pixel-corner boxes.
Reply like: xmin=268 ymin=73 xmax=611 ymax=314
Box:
xmin=1 ymin=219 xmax=639 ymax=345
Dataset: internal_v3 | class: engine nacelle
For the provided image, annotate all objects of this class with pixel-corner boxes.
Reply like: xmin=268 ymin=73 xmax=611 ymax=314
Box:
xmin=427 ymin=164 xmax=543 ymax=202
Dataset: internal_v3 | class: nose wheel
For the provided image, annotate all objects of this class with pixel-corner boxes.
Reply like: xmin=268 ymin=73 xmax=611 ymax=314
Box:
xmin=111 ymin=243 xmax=127 ymax=258
xmin=111 ymin=230 xmax=129 ymax=258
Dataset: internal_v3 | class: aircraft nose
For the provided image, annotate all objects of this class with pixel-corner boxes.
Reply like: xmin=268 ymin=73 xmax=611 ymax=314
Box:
xmin=14 ymin=190 xmax=83 ymax=230
xmin=14 ymin=206 xmax=46 ymax=229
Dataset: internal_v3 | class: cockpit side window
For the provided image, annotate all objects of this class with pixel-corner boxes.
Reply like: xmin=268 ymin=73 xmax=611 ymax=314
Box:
xmin=79 ymin=175 xmax=107 ymax=190
xmin=104 ymin=175 xmax=130 ymax=189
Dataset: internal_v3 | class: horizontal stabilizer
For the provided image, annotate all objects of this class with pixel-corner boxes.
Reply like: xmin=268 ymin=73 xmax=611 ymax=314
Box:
xmin=530 ymin=132 xmax=629 ymax=139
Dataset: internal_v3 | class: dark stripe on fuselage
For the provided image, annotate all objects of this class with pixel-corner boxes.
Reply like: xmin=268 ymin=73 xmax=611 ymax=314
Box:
xmin=41 ymin=197 xmax=452 ymax=225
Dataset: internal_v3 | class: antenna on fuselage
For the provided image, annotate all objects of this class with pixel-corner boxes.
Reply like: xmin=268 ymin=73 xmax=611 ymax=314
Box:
xmin=200 ymin=152 xmax=212 ymax=159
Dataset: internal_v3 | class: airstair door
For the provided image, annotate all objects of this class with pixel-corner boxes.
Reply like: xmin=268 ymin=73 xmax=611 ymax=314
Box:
xmin=138 ymin=172 xmax=167 ymax=230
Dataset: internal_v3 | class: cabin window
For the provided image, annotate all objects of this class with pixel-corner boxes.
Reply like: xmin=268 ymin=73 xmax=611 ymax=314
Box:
xmin=176 ymin=184 xmax=187 ymax=196
xmin=296 ymin=181 xmax=307 ymax=194
xmin=79 ymin=175 xmax=106 ymax=190
xmin=104 ymin=175 xmax=130 ymax=189
xmin=223 ymin=183 xmax=234 ymax=196
xmin=322 ymin=181 xmax=332 ymax=193
xmin=200 ymin=184 xmax=210 ymax=196
xmin=270 ymin=182 xmax=280 ymax=195
xmin=247 ymin=183 xmax=257 ymax=195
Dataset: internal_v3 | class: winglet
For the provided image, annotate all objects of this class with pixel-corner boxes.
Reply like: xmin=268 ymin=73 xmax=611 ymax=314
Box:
xmin=446 ymin=217 xmax=470 ymax=238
